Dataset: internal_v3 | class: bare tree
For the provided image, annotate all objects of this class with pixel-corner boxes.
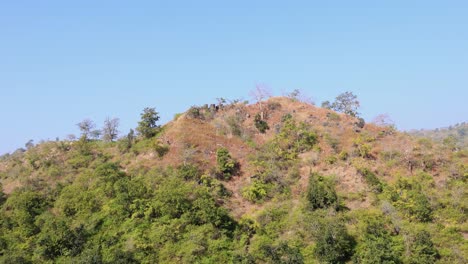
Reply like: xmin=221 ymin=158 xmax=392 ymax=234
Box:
xmin=249 ymin=83 xmax=272 ymax=119
xmin=77 ymin=119 xmax=97 ymax=140
xmin=102 ymin=117 xmax=120 ymax=142
xmin=372 ymin=114 xmax=394 ymax=127
xmin=285 ymin=89 xmax=314 ymax=105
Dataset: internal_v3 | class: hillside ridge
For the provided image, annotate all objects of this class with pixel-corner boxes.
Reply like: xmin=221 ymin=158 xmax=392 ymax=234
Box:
xmin=0 ymin=95 xmax=466 ymax=263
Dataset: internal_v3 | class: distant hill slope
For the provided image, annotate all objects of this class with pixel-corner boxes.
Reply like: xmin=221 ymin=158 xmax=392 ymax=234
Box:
xmin=409 ymin=122 xmax=468 ymax=149
xmin=0 ymin=96 xmax=466 ymax=263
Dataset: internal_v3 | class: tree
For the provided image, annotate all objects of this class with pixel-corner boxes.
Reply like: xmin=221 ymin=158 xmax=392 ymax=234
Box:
xmin=331 ymin=91 xmax=360 ymax=117
xmin=407 ymin=230 xmax=439 ymax=264
xmin=102 ymin=117 xmax=120 ymax=142
xmin=354 ymin=218 xmax=402 ymax=264
xmin=321 ymin=100 xmax=332 ymax=109
xmin=372 ymin=114 xmax=395 ymax=128
xmin=286 ymin=89 xmax=314 ymax=105
xmin=306 ymin=173 xmax=338 ymax=210
xmin=314 ymin=218 xmax=355 ymax=263
xmin=137 ymin=107 xmax=160 ymax=139
xmin=25 ymin=139 xmax=34 ymax=150
xmin=77 ymin=119 xmax=100 ymax=140
xmin=249 ymin=84 xmax=272 ymax=120
xmin=216 ymin=147 xmax=238 ymax=180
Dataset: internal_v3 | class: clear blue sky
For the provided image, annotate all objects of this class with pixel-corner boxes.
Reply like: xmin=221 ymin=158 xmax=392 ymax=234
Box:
xmin=1 ymin=1 xmax=467 ymax=154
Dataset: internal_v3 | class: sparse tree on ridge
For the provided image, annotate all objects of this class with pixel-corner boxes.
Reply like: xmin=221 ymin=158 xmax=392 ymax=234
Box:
xmin=102 ymin=117 xmax=120 ymax=142
xmin=286 ymin=89 xmax=314 ymax=105
xmin=321 ymin=100 xmax=332 ymax=109
xmin=77 ymin=119 xmax=100 ymax=140
xmin=137 ymin=107 xmax=160 ymax=139
xmin=331 ymin=91 xmax=360 ymax=117
xmin=372 ymin=114 xmax=395 ymax=128
xmin=249 ymin=83 xmax=272 ymax=120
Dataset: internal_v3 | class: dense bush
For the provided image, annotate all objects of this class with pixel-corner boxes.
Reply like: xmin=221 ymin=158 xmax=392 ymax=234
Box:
xmin=387 ymin=178 xmax=433 ymax=222
xmin=306 ymin=173 xmax=338 ymax=210
xmin=254 ymin=113 xmax=270 ymax=133
xmin=357 ymin=167 xmax=383 ymax=193
xmin=216 ymin=148 xmax=238 ymax=180
xmin=314 ymin=218 xmax=355 ymax=263
xmin=354 ymin=216 xmax=403 ymax=264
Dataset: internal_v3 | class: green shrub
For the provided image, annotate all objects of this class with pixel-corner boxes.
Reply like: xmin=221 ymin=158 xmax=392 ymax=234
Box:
xmin=173 ymin=113 xmax=183 ymax=120
xmin=326 ymin=112 xmax=341 ymax=121
xmin=216 ymin=148 xmax=238 ymax=180
xmin=177 ymin=164 xmax=202 ymax=181
xmin=406 ymin=230 xmax=439 ymax=264
xmin=272 ymin=116 xmax=318 ymax=161
xmin=242 ymin=180 xmax=269 ymax=202
xmin=338 ymin=151 xmax=349 ymax=161
xmin=357 ymin=168 xmax=383 ymax=193
xmin=306 ymin=173 xmax=338 ymax=210
xmin=314 ymin=218 xmax=355 ymax=263
xmin=226 ymin=115 xmax=244 ymax=137
xmin=254 ymin=114 xmax=270 ymax=133
xmin=325 ymin=155 xmax=338 ymax=165
xmin=259 ymin=241 xmax=304 ymax=264
xmin=325 ymin=134 xmax=340 ymax=153
xmin=352 ymin=135 xmax=373 ymax=157
xmin=353 ymin=217 xmax=402 ymax=264
xmin=387 ymin=178 xmax=433 ymax=222
xmin=154 ymin=143 xmax=169 ymax=158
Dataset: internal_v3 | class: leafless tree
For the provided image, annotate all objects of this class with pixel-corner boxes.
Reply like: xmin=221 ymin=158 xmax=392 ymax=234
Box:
xmin=102 ymin=117 xmax=120 ymax=142
xmin=285 ymin=89 xmax=315 ymax=105
xmin=77 ymin=119 xmax=97 ymax=140
xmin=249 ymin=83 xmax=272 ymax=119
xmin=372 ymin=114 xmax=395 ymax=127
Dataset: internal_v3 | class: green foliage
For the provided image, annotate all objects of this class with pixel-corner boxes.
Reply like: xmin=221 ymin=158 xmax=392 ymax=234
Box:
xmin=406 ymin=230 xmax=439 ymax=264
xmin=242 ymin=180 xmax=269 ymax=202
xmin=357 ymin=168 xmax=383 ymax=193
xmin=325 ymin=155 xmax=338 ymax=165
xmin=136 ymin=107 xmax=160 ymax=139
xmin=272 ymin=115 xmax=318 ymax=161
xmin=326 ymin=112 xmax=341 ymax=121
xmin=254 ymin=113 xmax=270 ymax=133
xmin=153 ymin=142 xmax=170 ymax=158
xmin=354 ymin=215 xmax=403 ymax=264
xmin=325 ymin=134 xmax=340 ymax=153
xmin=338 ymin=150 xmax=349 ymax=161
xmin=386 ymin=177 xmax=433 ymax=222
xmin=1 ymin=99 xmax=467 ymax=263
xmin=227 ymin=114 xmax=244 ymax=137
xmin=216 ymin=148 xmax=238 ymax=180
xmin=34 ymin=213 xmax=87 ymax=260
xmin=331 ymin=91 xmax=360 ymax=117
xmin=177 ymin=164 xmax=202 ymax=181
xmin=314 ymin=217 xmax=355 ymax=263
xmin=187 ymin=106 xmax=204 ymax=119
xmin=2 ymin=189 xmax=47 ymax=237
xmin=410 ymin=122 xmax=467 ymax=150
xmin=355 ymin=117 xmax=366 ymax=129
xmin=117 ymin=129 xmax=135 ymax=153
xmin=306 ymin=173 xmax=338 ymax=210
xmin=353 ymin=134 xmax=375 ymax=158
xmin=260 ymin=241 xmax=304 ymax=264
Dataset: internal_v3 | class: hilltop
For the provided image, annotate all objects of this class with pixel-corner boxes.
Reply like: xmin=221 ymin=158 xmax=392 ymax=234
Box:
xmin=0 ymin=94 xmax=466 ymax=263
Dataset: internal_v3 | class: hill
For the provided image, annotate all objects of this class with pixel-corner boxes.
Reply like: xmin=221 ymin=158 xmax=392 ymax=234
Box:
xmin=0 ymin=95 xmax=466 ymax=263
xmin=409 ymin=122 xmax=468 ymax=150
